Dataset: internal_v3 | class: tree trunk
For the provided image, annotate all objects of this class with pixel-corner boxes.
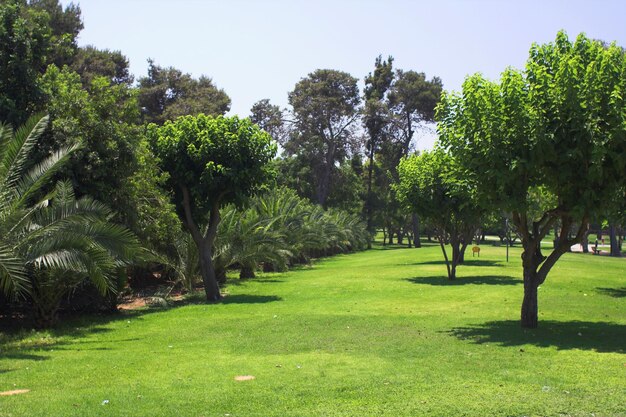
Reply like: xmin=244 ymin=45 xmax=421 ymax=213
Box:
xmin=216 ymin=267 xmax=227 ymax=284
xmin=198 ymin=240 xmax=221 ymax=301
xmin=412 ymin=213 xmax=421 ymax=248
xmin=366 ymin=145 xmax=375 ymax=249
xmin=609 ymin=223 xmax=620 ymax=257
xmin=520 ymin=240 xmax=544 ymax=329
xmin=515 ymin=213 xmax=587 ymax=328
xmin=397 ymin=229 xmax=404 ymax=245
xmin=438 ymin=236 xmax=455 ymax=280
xmin=452 ymin=241 xmax=460 ymax=267
xmin=521 ymin=271 xmax=539 ymax=328
xmin=34 ymin=304 xmax=59 ymax=328
xmin=240 ymin=265 xmax=256 ymax=279
xmin=581 ymin=229 xmax=589 ymax=253
xmin=458 ymin=242 xmax=467 ymax=264
xmin=181 ymin=186 xmax=222 ymax=302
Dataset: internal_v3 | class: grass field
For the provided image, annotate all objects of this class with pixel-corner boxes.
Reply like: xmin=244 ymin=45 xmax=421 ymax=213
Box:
xmin=1 ymin=242 xmax=625 ymax=416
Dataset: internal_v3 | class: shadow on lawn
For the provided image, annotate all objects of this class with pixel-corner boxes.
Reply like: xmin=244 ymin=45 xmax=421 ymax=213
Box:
xmin=0 ymin=293 xmax=282 ymax=361
xmin=407 ymin=275 xmax=521 ymax=286
xmin=0 ymin=310 xmax=149 ymax=356
xmin=449 ymin=320 xmax=626 ymax=353
xmin=410 ymin=259 xmax=502 ymax=267
xmin=225 ymin=278 xmax=286 ymax=287
xmin=595 ymin=287 xmax=626 ymax=298
xmin=221 ymin=294 xmax=282 ymax=304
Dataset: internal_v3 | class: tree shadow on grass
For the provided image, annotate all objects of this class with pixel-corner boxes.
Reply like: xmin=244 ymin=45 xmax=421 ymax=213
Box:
xmin=0 ymin=310 xmax=149 ymax=356
xmin=221 ymin=294 xmax=282 ymax=304
xmin=448 ymin=320 xmax=626 ymax=353
xmin=0 ymin=292 xmax=282 ymax=360
xmin=1 ymin=352 xmax=50 ymax=361
xmin=596 ymin=287 xmax=626 ymax=298
xmin=225 ymin=278 xmax=285 ymax=287
xmin=168 ymin=293 xmax=282 ymax=307
xmin=406 ymin=275 xmax=521 ymax=286
xmin=410 ymin=260 xmax=502 ymax=267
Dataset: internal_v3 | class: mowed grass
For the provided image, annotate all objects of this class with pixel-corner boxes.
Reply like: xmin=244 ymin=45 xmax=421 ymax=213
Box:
xmin=1 ymin=242 xmax=625 ymax=416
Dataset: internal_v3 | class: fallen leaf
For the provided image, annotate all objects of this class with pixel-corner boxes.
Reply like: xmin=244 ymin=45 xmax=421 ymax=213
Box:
xmin=234 ymin=375 xmax=255 ymax=381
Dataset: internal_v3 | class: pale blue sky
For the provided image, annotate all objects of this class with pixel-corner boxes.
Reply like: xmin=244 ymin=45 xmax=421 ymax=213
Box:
xmin=62 ymin=0 xmax=626 ymax=149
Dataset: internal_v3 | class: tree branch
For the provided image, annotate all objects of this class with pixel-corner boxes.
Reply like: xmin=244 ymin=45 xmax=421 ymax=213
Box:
xmin=181 ymin=185 xmax=201 ymax=243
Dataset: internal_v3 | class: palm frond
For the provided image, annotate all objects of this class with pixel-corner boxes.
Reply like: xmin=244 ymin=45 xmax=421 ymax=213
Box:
xmin=0 ymin=114 xmax=49 ymax=188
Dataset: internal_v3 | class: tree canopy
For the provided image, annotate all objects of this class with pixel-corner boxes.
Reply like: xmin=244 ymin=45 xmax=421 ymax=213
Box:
xmin=437 ymin=31 xmax=626 ymax=327
xmin=147 ymin=114 xmax=277 ymax=300
xmin=138 ymin=60 xmax=231 ymax=124
xmin=396 ymin=150 xmax=482 ymax=279
xmin=286 ymin=69 xmax=361 ymax=206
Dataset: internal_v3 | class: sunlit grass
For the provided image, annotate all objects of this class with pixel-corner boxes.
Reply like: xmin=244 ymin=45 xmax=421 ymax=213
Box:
xmin=1 ymin=241 xmax=624 ymax=416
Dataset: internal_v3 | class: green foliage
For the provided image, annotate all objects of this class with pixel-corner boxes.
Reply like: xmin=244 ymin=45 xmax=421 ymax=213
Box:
xmin=249 ymin=99 xmax=287 ymax=143
xmin=437 ymin=31 xmax=626 ymax=326
xmin=138 ymin=60 xmax=231 ymax=124
xmin=147 ymin=114 xmax=277 ymax=222
xmin=126 ymin=139 xmax=181 ymax=253
xmin=396 ymin=150 xmax=482 ymax=278
xmin=213 ymin=187 xmax=368 ymax=281
xmin=38 ymin=65 xmax=142 ymax=220
xmin=438 ymin=32 xmax=626 ymax=219
xmin=0 ymin=0 xmax=50 ymax=126
xmin=0 ymin=0 xmax=83 ymax=126
xmin=286 ymin=69 xmax=361 ymax=206
xmin=0 ymin=115 xmax=140 ymax=326
xmin=71 ymin=45 xmax=133 ymax=86
xmin=28 ymin=0 xmax=83 ymax=67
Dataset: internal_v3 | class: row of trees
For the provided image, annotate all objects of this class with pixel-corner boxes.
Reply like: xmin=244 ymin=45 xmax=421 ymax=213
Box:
xmin=0 ymin=0 xmax=444 ymax=245
xmin=0 ymin=0 xmax=371 ymax=326
xmin=250 ymin=58 xmax=443 ymax=243
xmin=397 ymin=32 xmax=626 ymax=328
xmin=1 ymin=1 xmax=623 ymax=330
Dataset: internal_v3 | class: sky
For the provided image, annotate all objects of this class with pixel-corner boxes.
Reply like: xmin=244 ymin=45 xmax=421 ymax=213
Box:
xmin=61 ymin=0 xmax=626 ymax=150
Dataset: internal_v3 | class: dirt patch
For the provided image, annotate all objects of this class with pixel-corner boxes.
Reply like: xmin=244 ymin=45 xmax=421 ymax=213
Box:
xmin=117 ymin=298 xmax=147 ymax=310
xmin=234 ymin=375 xmax=255 ymax=381
xmin=0 ymin=389 xmax=30 ymax=396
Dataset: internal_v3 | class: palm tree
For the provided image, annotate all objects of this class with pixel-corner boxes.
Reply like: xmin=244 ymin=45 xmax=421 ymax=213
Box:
xmin=214 ymin=204 xmax=291 ymax=280
xmin=0 ymin=115 xmax=140 ymax=326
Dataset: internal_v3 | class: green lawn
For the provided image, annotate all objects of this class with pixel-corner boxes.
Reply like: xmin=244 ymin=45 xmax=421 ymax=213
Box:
xmin=1 ymin=242 xmax=625 ymax=416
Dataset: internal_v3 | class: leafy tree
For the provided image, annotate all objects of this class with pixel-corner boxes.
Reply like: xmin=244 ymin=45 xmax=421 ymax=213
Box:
xmin=387 ymin=69 xmax=443 ymax=246
xmin=0 ymin=0 xmax=50 ymax=126
xmin=274 ymin=154 xmax=364 ymax=214
xmin=126 ymin=139 xmax=182 ymax=254
xmin=0 ymin=0 xmax=83 ymax=126
xmin=39 ymin=65 xmax=142 ymax=222
xmin=147 ymin=114 xmax=277 ymax=301
xmin=287 ymin=69 xmax=361 ymax=206
xmin=388 ymin=70 xmax=442 ymax=157
xmin=28 ymin=0 xmax=83 ymax=67
xmin=437 ymin=32 xmax=626 ymax=327
xmin=363 ymin=56 xmax=394 ymax=239
xmin=396 ymin=150 xmax=481 ymax=280
xmin=138 ymin=60 xmax=230 ymax=124
xmin=250 ymin=99 xmax=288 ymax=143
xmin=71 ymin=45 xmax=133 ymax=86
xmin=0 ymin=115 xmax=139 ymax=326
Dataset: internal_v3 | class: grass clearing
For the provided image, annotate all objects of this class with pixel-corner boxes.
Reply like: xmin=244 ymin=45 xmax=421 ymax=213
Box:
xmin=1 ymin=242 xmax=625 ymax=416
